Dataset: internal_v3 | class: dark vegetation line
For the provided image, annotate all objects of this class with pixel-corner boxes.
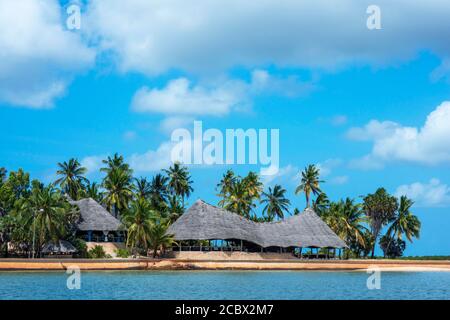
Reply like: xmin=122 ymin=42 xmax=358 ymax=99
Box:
xmin=0 ymin=155 xmax=421 ymax=259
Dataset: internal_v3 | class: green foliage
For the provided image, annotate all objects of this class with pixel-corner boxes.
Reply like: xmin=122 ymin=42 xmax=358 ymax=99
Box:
xmin=148 ymin=221 xmax=175 ymax=258
xmin=102 ymin=167 xmax=133 ymax=218
xmin=217 ymin=171 xmax=262 ymax=218
xmin=379 ymin=235 xmax=406 ymax=258
xmin=295 ymin=164 xmax=323 ymax=208
xmin=115 ymin=248 xmax=131 ymax=258
xmin=363 ymin=188 xmax=399 ymax=258
xmin=164 ymin=162 xmax=193 ymax=207
xmin=122 ymin=197 xmax=156 ymax=252
xmin=261 ymin=185 xmax=290 ymax=221
xmin=55 ymin=158 xmax=88 ymax=200
xmin=71 ymin=238 xmax=88 ymax=258
xmin=88 ymin=245 xmax=111 ymax=259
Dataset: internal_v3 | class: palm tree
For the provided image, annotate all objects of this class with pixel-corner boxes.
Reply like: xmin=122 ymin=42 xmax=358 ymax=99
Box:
xmin=167 ymin=195 xmax=184 ymax=223
xmin=102 ymin=168 xmax=133 ymax=218
xmin=295 ymin=164 xmax=323 ymax=208
xmin=85 ymin=182 xmax=102 ymax=203
xmin=223 ymin=181 xmax=254 ymax=218
xmin=133 ymin=177 xmax=152 ymax=200
xmin=312 ymin=192 xmax=330 ymax=216
xmin=217 ymin=170 xmax=237 ymax=206
xmin=148 ymin=221 xmax=175 ymax=258
xmin=363 ymin=188 xmax=398 ymax=258
xmin=0 ymin=167 xmax=6 ymax=185
xmin=242 ymin=172 xmax=263 ymax=200
xmin=387 ymin=196 xmax=421 ymax=243
xmin=322 ymin=198 xmax=367 ymax=258
xmin=261 ymin=185 xmax=290 ymax=221
xmin=16 ymin=184 xmax=71 ymax=255
xmin=149 ymin=174 xmax=169 ymax=211
xmin=164 ymin=163 xmax=193 ymax=207
xmin=55 ymin=159 xmax=88 ymax=200
xmin=122 ymin=198 xmax=155 ymax=254
xmin=100 ymin=153 xmax=132 ymax=175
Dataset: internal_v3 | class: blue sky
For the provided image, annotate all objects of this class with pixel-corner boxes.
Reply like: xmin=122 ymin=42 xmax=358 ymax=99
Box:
xmin=1 ymin=0 xmax=450 ymax=255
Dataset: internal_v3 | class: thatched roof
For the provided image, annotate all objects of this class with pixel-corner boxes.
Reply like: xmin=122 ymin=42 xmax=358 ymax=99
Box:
xmin=70 ymin=198 xmax=122 ymax=232
xmin=42 ymin=240 xmax=77 ymax=254
xmin=167 ymin=200 xmax=347 ymax=248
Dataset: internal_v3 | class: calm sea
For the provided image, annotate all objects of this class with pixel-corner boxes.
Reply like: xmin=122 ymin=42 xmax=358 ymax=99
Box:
xmin=0 ymin=271 xmax=449 ymax=300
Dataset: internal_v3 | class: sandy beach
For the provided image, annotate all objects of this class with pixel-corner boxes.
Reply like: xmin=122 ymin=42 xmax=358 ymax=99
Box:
xmin=1 ymin=258 xmax=449 ymax=272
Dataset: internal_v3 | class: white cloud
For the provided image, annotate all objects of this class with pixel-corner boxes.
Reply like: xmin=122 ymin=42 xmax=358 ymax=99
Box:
xmin=81 ymin=155 xmax=105 ymax=175
xmin=0 ymin=0 xmax=95 ymax=108
xmin=123 ymin=131 xmax=137 ymax=141
xmin=129 ymin=141 xmax=176 ymax=172
xmin=159 ymin=116 xmax=195 ymax=134
xmin=330 ymin=175 xmax=349 ymax=185
xmin=317 ymin=158 xmax=343 ymax=177
xmin=261 ymin=164 xmax=299 ymax=186
xmin=85 ymin=0 xmax=450 ymax=75
xmin=330 ymin=115 xmax=348 ymax=126
xmin=347 ymin=101 xmax=450 ymax=167
xmin=395 ymin=179 xmax=450 ymax=207
xmin=131 ymin=78 xmax=249 ymax=116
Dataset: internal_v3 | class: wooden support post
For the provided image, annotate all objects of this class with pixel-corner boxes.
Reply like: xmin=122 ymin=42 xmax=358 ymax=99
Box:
xmin=299 ymin=247 xmax=303 ymax=259
xmin=240 ymin=240 xmax=243 ymax=251
xmin=316 ymin=248 xmax=319 ymax=259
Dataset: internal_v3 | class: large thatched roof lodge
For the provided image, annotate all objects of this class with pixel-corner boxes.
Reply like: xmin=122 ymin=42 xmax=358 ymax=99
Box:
xmin=70 ymin=198 xmax=125 ymax=243
xmin=168 ymin=200 xmax=347 ymax=258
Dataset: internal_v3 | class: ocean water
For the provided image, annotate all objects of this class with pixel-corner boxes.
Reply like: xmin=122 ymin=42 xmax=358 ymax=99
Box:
xmin=0 ymin=271 xmax=449 ymax=300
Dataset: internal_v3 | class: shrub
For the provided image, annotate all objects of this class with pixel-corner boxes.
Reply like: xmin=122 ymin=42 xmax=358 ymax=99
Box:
xmin=115 ymin=248 xmax=131 ymax=258
xmin=88 ymin=245 xmax=111 ymax=259
xmin=71 ymin=238 xmax=88 ymax=258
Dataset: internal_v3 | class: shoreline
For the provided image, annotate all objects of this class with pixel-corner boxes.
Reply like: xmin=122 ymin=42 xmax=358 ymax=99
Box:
xmin=1 ymin=258 xmax=450 ymax=272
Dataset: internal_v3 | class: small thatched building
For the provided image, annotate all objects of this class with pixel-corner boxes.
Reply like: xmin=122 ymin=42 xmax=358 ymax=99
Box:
xmin=70 ymin=198 xmax=124 ymax=242
xmin=168 ymin=200 xmax=347 ymax=254
xmin=42 ymin=240 xmax=77 ymax=256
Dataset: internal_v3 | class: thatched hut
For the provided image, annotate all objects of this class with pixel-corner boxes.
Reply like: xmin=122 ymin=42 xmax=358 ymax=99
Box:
xmin=42 ymin=240 xmax=77 ymax=257
xmin=168 ymin=200 xmax=347 ymax=257
xmin=70 ymin=198 xmax=124 ymax=242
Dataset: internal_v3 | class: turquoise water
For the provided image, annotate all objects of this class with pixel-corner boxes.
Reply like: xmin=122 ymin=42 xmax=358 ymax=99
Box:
xmin=0 ymin=271 xmax=449 ymax=300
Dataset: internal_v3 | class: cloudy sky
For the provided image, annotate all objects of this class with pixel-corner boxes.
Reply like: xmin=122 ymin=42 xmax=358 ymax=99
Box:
xmin=1 ymin=0 xmax=450 ymax=255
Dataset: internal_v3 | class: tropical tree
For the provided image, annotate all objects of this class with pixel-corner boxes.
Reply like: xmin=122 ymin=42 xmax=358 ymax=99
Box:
xmin=148 ymin=221 xmax=175 ymax=258
xmin=379 ymin=235 xmax=406 ymax=258
xmin=149 ymin=173 xmax=169 ymax=211
xmin=166 ymin=195 xmax=184 ymax=223
xmin=261 ymin=185 xmax=290 ymax=221
xmin=312 ymin=192 xmax=330 ymax=216
xmin=217 ymin=170 xmax=237 ymax=206
xmin=387 ymin=196 xmax=421 ymax=243
xmin=102 ymin=168 xmax=133 ymax=218
xmin=164 ymin=162 xmax=193 ymax=207
xmin=55 ymin=159 xmax=88 ymax=200
xmin=0 ymin=168 xmax=6 ymax=185
xmin=84 ymin=182 xmax=103 ymax=203
xmin=363 ymin=188 xmax=398 ymax=258
xmin=222 ymin=181 xmax=254 ymax=218
xmin=295 ymin=164 xmax=323 ymax=208
xmin=122 ymin=198 xmax=155 ymax=254
xmin=242 ymin=171 xmax=263 ymax=200
xmin=133 ymin=177 xmax=152 ymax=200
xmin=100 ymin=153 xmax=132 ymax=175
xmin=322 ymin=198 xmax=368 ymax=258
xmin=14 ymin=184 xmax=73 ymax=256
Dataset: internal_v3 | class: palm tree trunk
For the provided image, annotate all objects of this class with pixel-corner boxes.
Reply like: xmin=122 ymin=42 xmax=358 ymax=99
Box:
xmin=305 ymin=192 xmax=310 ymax=208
